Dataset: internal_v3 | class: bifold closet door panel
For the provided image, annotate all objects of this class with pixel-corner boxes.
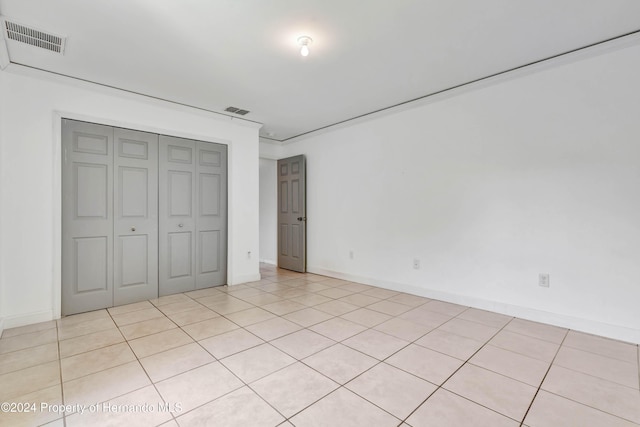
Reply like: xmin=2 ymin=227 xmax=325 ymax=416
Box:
xmin=62 ymin=120 xmax=114 ymax=315
xmin=113 ymin=128 xmax=159 ymax=306
xmin=195 ymin=142 xmax=227 ymax=289
xmin=159 ymin=135 xmax=197 ymax=295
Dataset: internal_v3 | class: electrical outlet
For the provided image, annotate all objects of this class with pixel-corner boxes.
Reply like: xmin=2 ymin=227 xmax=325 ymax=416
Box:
xmin=413 ymin=258 xmax=420 ymax=269
xmin=539 ymin=273 xmax=550 ymax=287
xmin=349 ymin=250 xmax=354 ymax=260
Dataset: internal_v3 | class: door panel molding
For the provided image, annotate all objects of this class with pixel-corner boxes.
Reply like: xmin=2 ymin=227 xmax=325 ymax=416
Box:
xmin=74 ymin=236 xmax=109 ymax=292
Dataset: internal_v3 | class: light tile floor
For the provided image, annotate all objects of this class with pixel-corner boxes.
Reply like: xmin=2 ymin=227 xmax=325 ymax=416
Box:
xmin=1 ymin=264 xmax=639 ymax=427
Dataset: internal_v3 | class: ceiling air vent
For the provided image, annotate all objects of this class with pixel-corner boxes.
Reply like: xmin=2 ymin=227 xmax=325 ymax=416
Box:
xmin=3 ymin=19 xmax=66 ymax=54
xmin=225 ymin=106 xmax=250 ymax=116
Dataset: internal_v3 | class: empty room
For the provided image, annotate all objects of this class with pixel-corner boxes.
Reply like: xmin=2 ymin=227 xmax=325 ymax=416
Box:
xmin=0 ymin=1 xmax=639 ymax=426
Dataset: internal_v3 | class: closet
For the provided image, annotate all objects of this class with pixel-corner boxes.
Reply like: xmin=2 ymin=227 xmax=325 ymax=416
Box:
xmin=61 ymin=119 xmax=227 ymax=315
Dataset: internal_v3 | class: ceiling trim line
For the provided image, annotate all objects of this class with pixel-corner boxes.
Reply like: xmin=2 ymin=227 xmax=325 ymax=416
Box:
xmin=259 ymin=136 xmax=282 ymax=145
xmin=5 ymin=62 xmax=264 ymax=128
xmin=279 ymin=28 xmax=640 ymax=145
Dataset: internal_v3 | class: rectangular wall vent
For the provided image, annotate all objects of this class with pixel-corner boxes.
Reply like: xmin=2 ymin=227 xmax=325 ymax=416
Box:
xmin=225 ymin=106 xmax=250 ymax=116
xmin=3 ymin=19 xmax=66 ymax=54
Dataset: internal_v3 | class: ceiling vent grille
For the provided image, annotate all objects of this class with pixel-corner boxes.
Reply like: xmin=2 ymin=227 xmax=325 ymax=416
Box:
xmin=3 ymin=19 xmax=66 ymax=54
xmin=225 ymin=106 xmax=250 ymax=116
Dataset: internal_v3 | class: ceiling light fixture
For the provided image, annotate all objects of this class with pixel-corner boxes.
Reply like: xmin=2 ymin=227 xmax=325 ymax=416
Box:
xmin=297 ymin=36 xmax=312 ymax=57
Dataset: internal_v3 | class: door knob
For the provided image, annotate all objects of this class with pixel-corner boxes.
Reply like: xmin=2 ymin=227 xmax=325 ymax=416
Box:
xmin=131 ymin=227 xmax=136 ymax=232
xmin=178 ymin=223 xmax=184 ymax=228
xmin=297 ymin=217 xmax=306 ymax=221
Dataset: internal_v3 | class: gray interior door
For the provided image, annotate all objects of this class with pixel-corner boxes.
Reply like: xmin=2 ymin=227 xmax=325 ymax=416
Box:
xmin=113 ymin=128 xmax=159 ymax=305
xmin=277 ymin=155 xmax=306 ymax=272
xmin=62 ymin=120 xmax=114 ymax=315
xmin=159 ymin=136 xmax=197 ymax=295
xmin=195 ymin=142 xmax=227 ymax=289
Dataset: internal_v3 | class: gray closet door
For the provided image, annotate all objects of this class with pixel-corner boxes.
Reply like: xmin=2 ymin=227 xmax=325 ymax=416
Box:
xmin=63 ymin=120 xmax=228 ymax=312
xmin=159 ymin=136 xmax=197 ymax=295
xmin=113 ymin=128 xmax=159 ymax=305
xmin=277 ymin=155 xmax=306 ymax=272
xmin=196 ymin=143 xmax=227 ymax=289
xmin=62 ymin=120 xmax=114 ymax=315
xmin=159 ymin=136 xmax=228 ymax=295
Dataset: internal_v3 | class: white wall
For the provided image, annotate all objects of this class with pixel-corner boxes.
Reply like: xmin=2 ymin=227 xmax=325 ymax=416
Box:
xmin=280 ymin=42 xmax=640 ymax=343
xmin=0 ymin=67 xmax=261 ymax=329
xmin=259 ymin=140 xmax=283 ymax=160
xmin=259 ymin=158 xmax=278 ymax=264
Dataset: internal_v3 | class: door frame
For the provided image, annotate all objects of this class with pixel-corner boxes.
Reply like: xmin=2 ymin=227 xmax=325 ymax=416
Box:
xmin=53 ymin=111 xmax=232 ymax=318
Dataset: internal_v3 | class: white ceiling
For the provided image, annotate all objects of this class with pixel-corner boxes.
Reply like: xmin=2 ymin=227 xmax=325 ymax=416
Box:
xmin=1 ymin=1 xmax=639 ymax=142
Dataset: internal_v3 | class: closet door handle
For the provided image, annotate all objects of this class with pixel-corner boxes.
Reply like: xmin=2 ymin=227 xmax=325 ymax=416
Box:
xmin=178 ymin=223 xmax=184 ymax=228
xmin=131 ymin=227 xmax=136 ymax=232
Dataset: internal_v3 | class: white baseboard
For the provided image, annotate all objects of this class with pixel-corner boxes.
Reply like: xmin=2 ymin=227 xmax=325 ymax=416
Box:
xmin=229 ymin=273 xmax=261 ymax=286
xmin=2 ymin=310 xmax=55 ymax=331
xmin=0 ymin=317 xmax=4 ymax=338
xmin=308 ymin=266 xmax=640 ymax=345
xmin=259 ymin=259 xmax=277 ymax=265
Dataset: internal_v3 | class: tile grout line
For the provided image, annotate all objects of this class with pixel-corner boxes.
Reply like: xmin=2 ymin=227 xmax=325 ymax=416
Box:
xmin=212 ymin=287 xmax=345 ymax=400
xmin=0 ymin=327 xmax=58 ymax=357
xmin=242 ymin=365 xmax=335 ymax=425
xmin=285 ymin=305 xmax=503 ymax=425
xmin=517 ymin=327 xmax=570 ymax=426
xmin=317 ymin=305 xmax=512 ymax=424
xmin=55 ymin=322 xmax=68 ymax=427
xmin=261 ymin=272 xmax=412 ymax=424
xmin=106 ymin=307 xmax=179 ymax=425
xmin=539 ymin=389 xmax=640 ymax=425
xmin=519 ymin=336 xmax=640 ymax=424
xmin=545 ymin=359 xmax=640 ymax=391
xmin=196 ymin=279 xmax=411 ymax=425
xmin=157 ymin=290 xmax=293 ymax=424
xmin=127 ymin=294 xmax=270 ymax=425
xmin=559 ymin=342 xmax=640 ymax=366
xmin=202 ymin=327 xmax=299 ymax=424
xmin=290 ymin=319 xmax=409 ymax=422
xmin=397 ymin=313 xmax=516 ymax=426
xmin=59 ymin=322 xmax=128 ymax=419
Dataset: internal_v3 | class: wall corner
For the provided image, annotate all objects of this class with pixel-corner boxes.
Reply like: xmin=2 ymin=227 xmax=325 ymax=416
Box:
xmin=0 ymin=27 xmax=9 ymax=70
